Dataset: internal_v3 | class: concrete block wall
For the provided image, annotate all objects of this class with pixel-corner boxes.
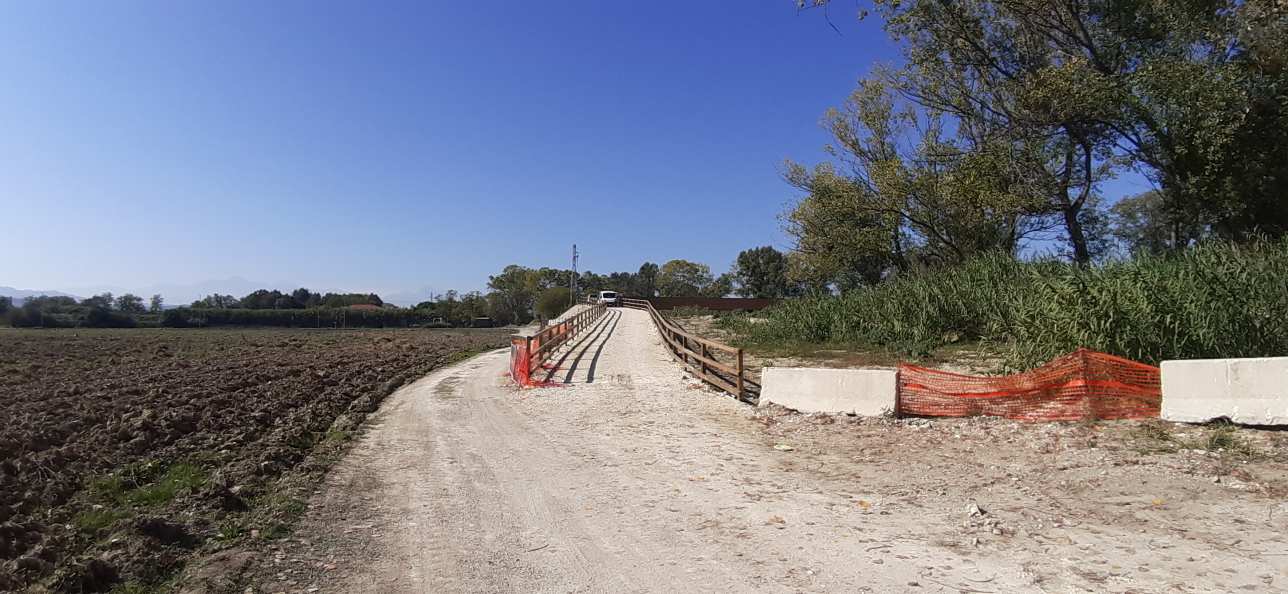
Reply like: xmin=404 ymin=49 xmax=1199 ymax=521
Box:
xmin=1161 ymin=357 xmax=1288 ymax=425
xmin=759 ymin=367 xmax=896 ymax=416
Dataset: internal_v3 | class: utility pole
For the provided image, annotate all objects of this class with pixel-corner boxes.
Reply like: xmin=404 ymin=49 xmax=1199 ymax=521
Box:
xmin=570 ymin=244 xmax=579 ymax=307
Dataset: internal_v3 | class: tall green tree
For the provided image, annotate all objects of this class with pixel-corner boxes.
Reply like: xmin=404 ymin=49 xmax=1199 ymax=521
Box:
xmin=635 ymin=262 xmax=659 ymax=297
xmin=809 ymin=0 xmax=1288 ymax=244
xmin=657 ymin=259 xmax=714 ymax=297
xmin=487 ymin=265 xmax=538 ymax=324
xmin=702 ymin=272 xmax=735 ymax=298
xmin=81 ymin=293 xmax=113 ymax=309
xmin=149 ymin=294 xmax=164 ymax=313
xmin=533 ymin=267 xmax=572 ymax=291
xmin=192 ymin=294 xmax=239 ymax=309
xmin=577 ymin=271 xmax=608 ymax=296
xmin=535 ymin=287 xmax=572 ymax=321
xmin=114 ymin=293 xmax=146 ymax=314
xmin=784 ymin=78 xmax=1050 ymax=288
xmin=733 ymin=246 xmax=792 ymax=298
xmin=292 ymin=288 xmax=321 ymax=307
xmin=782 ymin=164 xmax=900 ymax=289
xmin=459 ymin=291 xmax=489 ymax=325
xmin=1110 ymin=190 xmax=1205 ymax=256
xmin=240 ymin=289 xmax=285 ymax=309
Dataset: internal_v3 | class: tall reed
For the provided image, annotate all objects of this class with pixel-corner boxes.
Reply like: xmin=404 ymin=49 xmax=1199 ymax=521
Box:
xmin=723 ymin=240 xmax=1288 ymax=368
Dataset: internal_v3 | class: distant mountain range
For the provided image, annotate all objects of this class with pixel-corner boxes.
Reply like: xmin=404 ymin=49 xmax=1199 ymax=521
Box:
xmin=64 ymin=277 xmax=287 ymax=307
xmin=1 ymin=279 xmax=279 ymax=307
xmin=0 ymin=286 xmax=82 ymax=306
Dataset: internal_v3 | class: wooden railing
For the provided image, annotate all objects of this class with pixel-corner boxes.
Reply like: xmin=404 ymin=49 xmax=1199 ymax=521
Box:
xmin=620 ymin=298 xmax=753 ymax=401
xmin=510 ymin=303 xmax=608 ymax=386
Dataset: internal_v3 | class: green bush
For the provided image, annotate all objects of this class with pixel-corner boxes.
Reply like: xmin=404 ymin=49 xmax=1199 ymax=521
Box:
xmin=723 ymin=240 xmax=1288 ymax=368
xmin=84 ymin=307 xmax=137 ymax=328
xmin=535 ymin=287 xmax=572 ymax=321
xmin=4 ymin=307 xmax=37 ymax=327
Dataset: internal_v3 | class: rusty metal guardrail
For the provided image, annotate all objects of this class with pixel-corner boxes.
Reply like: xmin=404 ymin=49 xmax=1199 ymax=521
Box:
xmin=510 ymin=303 xmax=608 ymax=386
xmin=620 ymin=297 xmax=753 ymax=401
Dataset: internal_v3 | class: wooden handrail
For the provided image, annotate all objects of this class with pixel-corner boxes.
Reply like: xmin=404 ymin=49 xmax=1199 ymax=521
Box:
xmin=512 ymin=303 xmax=608 ymax=385
xmin=620 ymin=298 xmax=747 ymax=401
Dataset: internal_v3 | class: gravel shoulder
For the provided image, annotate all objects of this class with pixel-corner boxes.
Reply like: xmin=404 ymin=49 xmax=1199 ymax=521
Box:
xmin=243 ymin=308 xmax=1288 ymax=593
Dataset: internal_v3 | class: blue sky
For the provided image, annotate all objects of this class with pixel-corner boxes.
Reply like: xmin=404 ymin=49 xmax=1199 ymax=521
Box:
xmin=1 ymin=2 xmax=1148 ymax=304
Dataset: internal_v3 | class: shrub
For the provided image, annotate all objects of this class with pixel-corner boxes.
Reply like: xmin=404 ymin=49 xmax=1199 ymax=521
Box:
xmin=724 ymin=240 xmax=1288 ymax=368
xmin=84 ymin=307 xmax=137 ymax=328
xmin=161 ymin=309 xmax=191 ymax=328
xmin=535 ymin=287 xmax=572 ymax=321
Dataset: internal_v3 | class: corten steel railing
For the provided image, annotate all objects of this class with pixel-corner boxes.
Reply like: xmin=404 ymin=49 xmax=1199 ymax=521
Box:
xmin=619 ymin=298 xmax=755 ymax=401
xmin=509 ymin=303 xmax=608 ymax=386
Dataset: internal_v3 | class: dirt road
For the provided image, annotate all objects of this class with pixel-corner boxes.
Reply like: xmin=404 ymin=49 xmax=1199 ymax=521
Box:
xmin=247 ymin=307 xmax=1288 ymax=593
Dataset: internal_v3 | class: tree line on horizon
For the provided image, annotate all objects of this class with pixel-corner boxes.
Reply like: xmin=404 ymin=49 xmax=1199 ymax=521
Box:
xmin=0 ymin=248 xmax=797 ymax=329
xmin=0 ymin=289 xmax=393 ymax=328
xmin=447 ymin=250 xmax=801 ymax=326
xmin=1 ymin=292 xmax=163 ymax=328
xmin=188 ymin=289 xmax=384 ymax=310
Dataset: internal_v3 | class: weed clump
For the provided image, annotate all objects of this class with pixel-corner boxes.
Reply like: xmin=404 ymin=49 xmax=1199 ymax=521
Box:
xmin=1130 ymin=421 xmax=1259 ymax=460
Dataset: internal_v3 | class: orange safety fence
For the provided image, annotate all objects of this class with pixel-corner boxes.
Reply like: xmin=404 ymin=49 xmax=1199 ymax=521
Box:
xmin=509 ymin=337 xmax=531 ymax=385
xmin=897 ymin=348 xmax=1161 ymax=422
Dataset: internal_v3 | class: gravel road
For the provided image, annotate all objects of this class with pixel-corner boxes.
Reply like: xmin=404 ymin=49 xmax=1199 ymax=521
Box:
xmin=246 ymin=307 xmax=1288 ymax=593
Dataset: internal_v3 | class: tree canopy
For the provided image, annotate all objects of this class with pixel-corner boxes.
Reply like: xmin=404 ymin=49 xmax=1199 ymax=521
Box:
xmin=657 ymin=260 xmax=714 ymax=297
xmin=733 ymin=246 xmax=793 ymax=298
xmin=785 ymin=0 xmax=1288 ymax=289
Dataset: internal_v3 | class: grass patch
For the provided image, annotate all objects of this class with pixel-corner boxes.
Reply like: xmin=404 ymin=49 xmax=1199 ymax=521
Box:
xmin=125 ymin=463 xmax=207 ymax=506
xmin=73 ymin=508 xmax=129 ymax=535
xmin=1131 ymin=421 xmax=1259 ymax=459
xmin=322 ymin=427 xmax=351 ymax=445
xmin=1191 ymin=422 xmax=1259 ymax=458
xmin=1131 ymin=422 xmax=1181 ymax=454
xmin=216 ymin=518 xmax=246 ymax=541
xmin=278 ymin=497 xmax=307 ymax=518
xmin=667 ymin=306 xmax=718 ymax=319
xmin=249 ymin=492 xmax=308 ymax=523
xmin=445 ymin=348 xmax=487 ymax=365
xmin=91 ymin=461 xmax=208 ymax=507
xmin=258 ymin=522 xmax=292 ymax=540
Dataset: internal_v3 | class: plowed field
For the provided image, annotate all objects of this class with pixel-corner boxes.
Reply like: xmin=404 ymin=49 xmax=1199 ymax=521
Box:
xmin=0 ymin=328 xmax=509 ymax=592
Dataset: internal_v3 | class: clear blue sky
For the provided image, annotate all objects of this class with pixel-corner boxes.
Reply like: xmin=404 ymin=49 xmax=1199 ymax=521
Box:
xmin=1 ymin=2 xmax=1147 ymax=304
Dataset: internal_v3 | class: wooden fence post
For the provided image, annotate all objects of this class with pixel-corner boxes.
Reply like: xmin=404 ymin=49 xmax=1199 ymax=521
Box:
xmin=736 ymin=349 xmax=745 ymax=401
xmin=525 ymin=336 xmax=534 ymax=384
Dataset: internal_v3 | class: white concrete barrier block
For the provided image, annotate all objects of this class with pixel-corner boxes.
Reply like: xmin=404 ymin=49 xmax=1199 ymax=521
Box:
xmin=1161 ymin=357 xmax=1288 ymax=425
xmin=759 ymin=367 xmax=896 ymax=416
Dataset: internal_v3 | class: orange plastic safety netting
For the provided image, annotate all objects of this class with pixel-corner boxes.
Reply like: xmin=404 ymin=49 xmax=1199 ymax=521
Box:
xmin=897 ymin=348 xmax=1161 ymax=421
xmin=509 ymin=337 xmax=531 ymax=386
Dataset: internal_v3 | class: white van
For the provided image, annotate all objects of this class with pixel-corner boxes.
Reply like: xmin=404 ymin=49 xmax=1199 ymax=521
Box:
xmin=595 ymin=290 xmax=620 ymax=306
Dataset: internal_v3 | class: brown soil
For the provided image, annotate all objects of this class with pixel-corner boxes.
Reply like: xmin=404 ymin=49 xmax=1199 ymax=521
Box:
xmin=0 ymin=327 xmax=509 ymax=592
